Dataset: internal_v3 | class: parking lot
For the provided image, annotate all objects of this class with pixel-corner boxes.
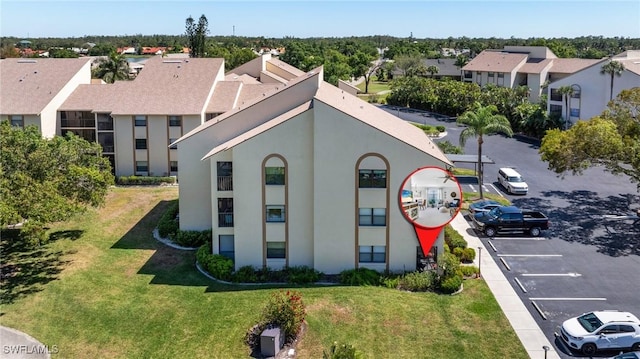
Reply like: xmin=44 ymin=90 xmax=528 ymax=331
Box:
xmin=383 ymin=105 xmax=640 ymax=358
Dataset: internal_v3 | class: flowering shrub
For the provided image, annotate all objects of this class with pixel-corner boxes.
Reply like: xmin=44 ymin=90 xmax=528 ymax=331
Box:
xmin=245 ymin=290 xmax=307 ymax=350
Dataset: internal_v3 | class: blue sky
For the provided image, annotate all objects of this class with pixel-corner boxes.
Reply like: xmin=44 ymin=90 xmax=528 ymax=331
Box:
xmin=1 ymin=0 xmax=639 ymax=39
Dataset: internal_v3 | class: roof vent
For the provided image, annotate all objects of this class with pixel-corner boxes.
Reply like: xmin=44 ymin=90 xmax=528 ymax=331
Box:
xmin=17 ymin=59 xmax=37 ymax=63
xmin=162 ymin=60 xmax=182 ymax=63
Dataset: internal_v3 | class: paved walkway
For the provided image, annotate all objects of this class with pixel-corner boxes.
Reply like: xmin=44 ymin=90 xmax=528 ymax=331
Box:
xmin=0 ymin=326 xmax=51 ymax=359
xmin=449 ymin=213 xmax=560 ymax=359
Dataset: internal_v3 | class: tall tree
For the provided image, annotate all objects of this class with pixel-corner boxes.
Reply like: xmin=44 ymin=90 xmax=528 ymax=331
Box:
xmin=93 ymin=51 xmax=130 ymax=83
xmin=557 ymin=85 xmax=575 ymax=130
xmin=540 ymin=88 xmax=640 ymax=191
xmin=600 ymin=59 xmax=625 ymax=101
xmin=454 ymin=55 xmax=468 ymax=69
xmin=426 ymin=65 xmax=439 ymax=78
xmin=185 ymin=14 xmax=209 ymax=58
xmin=0 ymin=122 xmax=114 ymax=244
xmin=348 ymin=50 xmax=378 ymax=93
xmin=457 ymin=103 xmax=513 ymax=199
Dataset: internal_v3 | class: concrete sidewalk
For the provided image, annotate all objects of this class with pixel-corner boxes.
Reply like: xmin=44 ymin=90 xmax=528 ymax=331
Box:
xmin=448 ymin=214 xmax=560 ymax=359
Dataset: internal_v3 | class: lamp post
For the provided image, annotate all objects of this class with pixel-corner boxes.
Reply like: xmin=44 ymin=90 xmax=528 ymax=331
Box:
xmin=477 ymin=246 xmax=482 ymax=278
xmin=542 ymin=345 xmax=549 ymax=359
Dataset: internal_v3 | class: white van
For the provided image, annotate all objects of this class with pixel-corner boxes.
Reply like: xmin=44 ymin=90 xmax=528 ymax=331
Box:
xmin=498 ymin=167 xmax=528 ymax=195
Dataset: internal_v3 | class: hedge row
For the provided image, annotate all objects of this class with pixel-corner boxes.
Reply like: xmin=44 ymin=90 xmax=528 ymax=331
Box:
xmin=116 ymin=175 xmax=176 ymax=185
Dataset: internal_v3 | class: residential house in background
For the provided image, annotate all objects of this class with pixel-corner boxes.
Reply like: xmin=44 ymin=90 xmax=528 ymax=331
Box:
xmin=174 ymin=66 xmax=453 ymax=274
xmin=462 ymin=46 xmax=600 ymax=103
xmin=546 ymin=50 xmax=640 ymax=126
xmin=0 ymin=58 xmax=92 ymax=138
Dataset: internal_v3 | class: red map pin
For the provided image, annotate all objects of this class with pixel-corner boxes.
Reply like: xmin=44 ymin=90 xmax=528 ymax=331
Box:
xmin=399 ymin=167 xmax=462 ymax=257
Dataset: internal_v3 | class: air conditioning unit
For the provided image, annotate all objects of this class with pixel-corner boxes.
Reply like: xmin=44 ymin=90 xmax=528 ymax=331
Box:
xmin=260 ymin=327 xmax=283 ymax=357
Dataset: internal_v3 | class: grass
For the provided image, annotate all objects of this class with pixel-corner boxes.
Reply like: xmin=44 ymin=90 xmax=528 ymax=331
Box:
xmin=0 ymin=186 xmax=527 ymax=358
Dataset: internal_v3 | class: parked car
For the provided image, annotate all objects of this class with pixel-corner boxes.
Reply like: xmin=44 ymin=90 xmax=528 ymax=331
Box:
xmin=472 ymin=205 xmax=549 ymax=237
xmin=468 ymin=200 xmax=502 ymax=214
xmin=498 ymin=167 xmax=528 ymax=195
xmin=559 ymin=310 xmax=640 ymax=355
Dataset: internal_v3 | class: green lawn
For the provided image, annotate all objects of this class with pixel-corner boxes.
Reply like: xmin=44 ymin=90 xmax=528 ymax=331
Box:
xmin=0 ymin=186 xmax=527 ymax=358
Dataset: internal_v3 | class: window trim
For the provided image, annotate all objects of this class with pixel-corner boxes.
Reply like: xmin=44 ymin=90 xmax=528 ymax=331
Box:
xmin=135 ymin=138 xmax=148 ymax=150
xmin=266 ymin=241 xmax=286 ymax=259
xmin=266 ymin=205 xmax=286 ymax=223
xmin=359 ymin=245 xmax=386 ymax=263
xmin=359 ymin=208 xmax=386 ymax=226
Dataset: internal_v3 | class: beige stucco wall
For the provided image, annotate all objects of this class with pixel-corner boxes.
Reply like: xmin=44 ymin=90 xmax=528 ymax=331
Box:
xmin=114 ymin=115 xmax=135 ymax=176
xmin=548 ymin=62 xmax=640 ymax=123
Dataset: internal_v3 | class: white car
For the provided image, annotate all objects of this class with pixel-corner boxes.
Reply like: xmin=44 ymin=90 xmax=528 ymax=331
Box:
xmin=497 ymin=167 xmax=528 ymax=195
xmin=559 ymin=311 xmax=640 ymax=355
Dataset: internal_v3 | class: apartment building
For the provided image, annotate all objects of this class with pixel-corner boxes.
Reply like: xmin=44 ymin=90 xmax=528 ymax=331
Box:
xmin=462 ymin=46 xmax=600 ymax=103
xmin=546 ymin=50 xmax=640 ymax=125
xmin=174 ymin=67 xmax=453 ymax=274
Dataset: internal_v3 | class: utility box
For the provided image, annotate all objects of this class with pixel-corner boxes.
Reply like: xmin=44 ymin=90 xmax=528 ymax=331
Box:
xmin=260 ymin=327 xmax=283 ymax=357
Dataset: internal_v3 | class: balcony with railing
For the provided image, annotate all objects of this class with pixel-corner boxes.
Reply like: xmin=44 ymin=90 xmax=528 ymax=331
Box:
xmin=217 ymin=176 xmax=233 ymax=191
xmin=218 ymin=213 xmax=234 ymax=227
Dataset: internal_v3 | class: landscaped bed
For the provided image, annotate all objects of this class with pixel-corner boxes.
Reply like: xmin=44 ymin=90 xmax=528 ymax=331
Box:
xmin=0 ymin=186 xmax=527 ymax=358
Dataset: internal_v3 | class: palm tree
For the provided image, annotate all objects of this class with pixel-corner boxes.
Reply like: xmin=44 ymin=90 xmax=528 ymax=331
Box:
xmin=93 ymin=51 xmax=130 ymax=84
xmin=600 ymin=60 xmax=625 ymax=101
xmin=557 ymin=85 xmax=575 ymax=130
xmin=457 ymin=103 xmax=513 ymax=199
xmin=454 ymin=55 xmax=468 ymax=69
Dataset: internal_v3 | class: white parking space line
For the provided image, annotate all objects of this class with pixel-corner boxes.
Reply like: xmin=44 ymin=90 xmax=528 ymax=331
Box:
xmin=514 ymin=277 xmax=527 ymax=293
xmin=521 ymin=273 xmax=582 ymax=277
xmin=467 ymin=184 xmax=477 ymax=193
xmin=529 ymin=297 xmax=607 ymax=301
xmin=497 ymin=254 xmax=563 ymax=257
xmin=486 ymin=183 xmax=504 ymax=197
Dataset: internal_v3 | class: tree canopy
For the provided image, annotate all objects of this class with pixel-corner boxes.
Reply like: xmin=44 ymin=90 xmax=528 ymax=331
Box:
xmin=539 ymin=87 xmax=640 ymax=191
xmin=185 ymin=14 xmax=209 ymax=58
xmin=92 ymin=51 xmax=130 ymax=83
xmin=0 ymin=122 xmax=115 ymax=244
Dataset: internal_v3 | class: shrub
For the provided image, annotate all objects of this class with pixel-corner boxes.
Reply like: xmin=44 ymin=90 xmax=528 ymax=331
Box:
xmin=452 ymin=246 xmax=464 ymax=260
xmin=438 ymin=252 xmax=461 ymax=278
xmin=380 ymin=275 xmax=401 ymax=289
xmin=398 ymin=271 xmax=437 ymax=292
xmin=461 ymin=247 xmax=476 ymax=263
xmin=173 ymin=230 xmax=210 ymax=247
xmin=460 ymin=265 xmax=479 ymax=278
xmin=196 ymin=243 xmax=233 ymax=281
xmin=116 ymin=175 xmax=176 ymax=185
xmin=339 ymin=268 xmax=381 ymax=286
xmin=233 ymin=265 xmax=259 ymax=283
xmin=436 ymin=125 xmax=446 ymax=132
xmin=439 ymin=274 xmax=463 ymax=294
xmin=157 ymin=200 xmax=179 ymax=238
xmin=323 ymin=341 xmax=363 ymax=359
xmin=285 ymin=266 xmax=323 ymax=284
xmin=262 ymin=290 xmax=306 ymax=343
xmin=444 ymin=225 xmax=467 ymax=250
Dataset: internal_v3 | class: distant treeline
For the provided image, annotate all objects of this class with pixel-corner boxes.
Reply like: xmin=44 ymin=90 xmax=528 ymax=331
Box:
xmin=1 ymin=34 xmax=638 ymax=59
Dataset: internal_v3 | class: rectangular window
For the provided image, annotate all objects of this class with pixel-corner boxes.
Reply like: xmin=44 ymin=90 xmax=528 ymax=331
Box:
xmin=265 ymin=167 xmax=285 ymax=185
xmin=359 ymin=208 xmax=386 ymax=226
xmin=266 ymin=242 xmax=286 ymax=259
xmin=219 ymin=235 xmax=235 ymax=261
xmin=218 ymin=198 xmax=233 ymax=227
xmin=135 ymin=161 xmax=148 ymax=172
xmin=359 ymin=169 xmax=386 ymax=188
xmin=206 ymin=113 xmax=223 ymax=121
xmin=217 ymin=162 xmax=233 ymax=191
xmin=9 ymin=115 xmax=24 ymax=127
xmin=134 ymin=115 xmax=146 ymax=126
xmin=550 ymin=104 xmax=563 ymax=117
xmin=168 ymin=115 xmax=181 ymax=127
xmin=359 ymin=246 xmax=386 ymax=263
xmin=550 ymin=88 xmax=562 ymax=102
xmin=488 ymin=72 xmax=495 ymax=78
xmin=170 ymin=161 xmax=178 ymax=172
xmin=266 ymin=205 xmax=285 ymax=222
xmin=98 ymin=132 xmax=114 ymax=153
xmin=497 ymin=72 xmax=504 ymax=86
xmin=97 ymin=113 xmax=113 ymax=130
xmin=135 ymin=138 xmax=148 ymax=150
xmin=168 ymin=138 xmax=178 ymax=149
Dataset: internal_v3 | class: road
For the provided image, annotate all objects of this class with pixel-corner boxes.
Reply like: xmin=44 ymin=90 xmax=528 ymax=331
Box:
xmin=382 ymin=105 xmax=640 ymax=358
